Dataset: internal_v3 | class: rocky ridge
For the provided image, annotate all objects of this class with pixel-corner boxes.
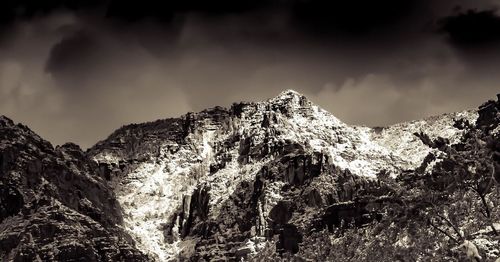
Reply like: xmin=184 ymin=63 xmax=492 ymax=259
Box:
xmin=86 ymin=90 xmax=484 ymax=261
xmin=0 ymin=116 xmax=148 ymax=261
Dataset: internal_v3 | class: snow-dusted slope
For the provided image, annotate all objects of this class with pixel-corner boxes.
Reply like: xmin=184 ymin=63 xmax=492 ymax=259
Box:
xmin=87 ymin=90 xmax=479 ymax=261
xmin=370 ymin=109 xmax=478 ymax=172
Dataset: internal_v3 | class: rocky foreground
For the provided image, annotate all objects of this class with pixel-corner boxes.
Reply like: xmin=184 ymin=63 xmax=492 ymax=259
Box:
xmin=1 ymin=90 xmax=499 ymax=261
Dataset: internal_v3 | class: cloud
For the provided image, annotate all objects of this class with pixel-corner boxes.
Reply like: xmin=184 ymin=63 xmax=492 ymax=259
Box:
xmin=0 ymin=0 xmax=443 ymax=45
xmin=439 ymin=8 xmax=500 ymax=50
xmin=307 ymin=69 xmax=496 ymax=127
xmin=290 ymin=0 xmax=429 ymax=39
xmin=45 ymin=30 xmax=102 ymax=77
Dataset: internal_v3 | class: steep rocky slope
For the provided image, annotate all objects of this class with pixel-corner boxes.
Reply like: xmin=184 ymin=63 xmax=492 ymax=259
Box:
xmin=86 ymin=90 xmax=490 ymax=261
xmin=0 ymin=116 xmax=148 ymax=261
xmin=370 ymin=109 xmax=478 ymax=174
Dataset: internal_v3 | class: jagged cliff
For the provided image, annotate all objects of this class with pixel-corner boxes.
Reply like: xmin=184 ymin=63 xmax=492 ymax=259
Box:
xmin=1 ymin=90 xmax=498 ymax=261
xmin=0 ymin=116 xmax=148 ymax=261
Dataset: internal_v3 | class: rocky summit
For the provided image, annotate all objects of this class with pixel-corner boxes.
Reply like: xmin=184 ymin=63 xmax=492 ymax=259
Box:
xmin=1 ymin=90 xmax=499 ymax=261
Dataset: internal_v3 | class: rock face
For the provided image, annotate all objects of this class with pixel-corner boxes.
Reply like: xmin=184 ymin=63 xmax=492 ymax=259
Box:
xmin=85 ymin=90 xmax=483 ymax=261
xmin=2 ymin=90 xmax=497 ymax=261
xmin=0 ymin=116 xmax=148 ymax=261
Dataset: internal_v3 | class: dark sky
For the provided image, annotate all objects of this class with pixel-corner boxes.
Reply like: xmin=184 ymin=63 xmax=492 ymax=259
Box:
xmin=1 ymin=0 xmax=500 ymax=148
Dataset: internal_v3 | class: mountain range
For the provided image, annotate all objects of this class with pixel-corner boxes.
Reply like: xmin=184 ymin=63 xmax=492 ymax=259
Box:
xmin=1 ymin=90 xmax=499 ymax=261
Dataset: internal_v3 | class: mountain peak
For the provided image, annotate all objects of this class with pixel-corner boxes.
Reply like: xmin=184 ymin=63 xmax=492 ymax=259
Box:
xmin=273 ymin=89 xmax=305 ymax=100
xmin=0 ymin=115 xmax=14 ymax=127
xmin=268 ymin=89 xmax=311 ymax=110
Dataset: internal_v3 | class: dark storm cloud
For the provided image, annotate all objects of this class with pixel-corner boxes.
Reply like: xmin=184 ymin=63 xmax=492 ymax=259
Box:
xmin=440 ymin=8 xmax=500 ymax=50
xmin=290 ymin=0 xmax=429 ymax=38
xmin=1 ymin=0 xmax=500 ymax=148
xmin=0 ymin=0 xmax=267 ymax=24
xmin=0 ymin=0 xmax=433 ymax=39
xmin=438 ymin=6 xmax=500 ymax=76
xmin=45 ymin=30 xmax=102 ymax=77
xmin=105 ymin=0 xmax=270 ymax=21
xmin=0 ymin=1 xmax=98 ymax=26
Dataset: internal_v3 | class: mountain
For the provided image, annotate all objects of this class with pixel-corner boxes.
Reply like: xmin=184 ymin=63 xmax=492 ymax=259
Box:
xmin=0 ymin=116 xmax=148 ymax=261
xmin=1 ymin=90 xmax=499 ymax=261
